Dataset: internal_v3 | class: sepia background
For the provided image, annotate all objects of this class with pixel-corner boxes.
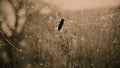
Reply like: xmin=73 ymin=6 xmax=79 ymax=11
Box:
xmin=0 ymin=0 xmax=120 ymax=68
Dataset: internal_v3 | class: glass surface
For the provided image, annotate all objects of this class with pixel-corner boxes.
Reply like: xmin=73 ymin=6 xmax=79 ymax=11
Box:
xmin=0 ymin=0 xmax=120 ymax=68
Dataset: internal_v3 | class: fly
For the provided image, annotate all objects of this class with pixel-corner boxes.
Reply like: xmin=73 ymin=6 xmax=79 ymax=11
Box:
xmin=58 ymin=19 xmax=64 ymax=31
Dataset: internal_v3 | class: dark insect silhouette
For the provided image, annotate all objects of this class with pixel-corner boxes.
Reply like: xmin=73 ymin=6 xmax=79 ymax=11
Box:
xmin=58 ymin=19 xmax=64 ymax=31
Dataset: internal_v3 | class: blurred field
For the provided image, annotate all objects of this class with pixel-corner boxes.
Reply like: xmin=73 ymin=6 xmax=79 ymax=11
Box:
xmin=0 ymin=0 xmax=120 ymax=68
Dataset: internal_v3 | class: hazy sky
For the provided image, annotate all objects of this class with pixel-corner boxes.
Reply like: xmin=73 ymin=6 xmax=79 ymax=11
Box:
xmin=44 ymin=0 xmax=120 ymax=11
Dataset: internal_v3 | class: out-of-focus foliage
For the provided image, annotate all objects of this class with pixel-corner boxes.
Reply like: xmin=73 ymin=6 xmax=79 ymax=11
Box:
xmin=0 ymin=0 xmax=120 ymax=68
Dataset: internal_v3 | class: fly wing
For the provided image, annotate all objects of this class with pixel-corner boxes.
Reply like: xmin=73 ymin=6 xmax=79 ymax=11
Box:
xmin=58 ymin=21 xmax=64 ymax=31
